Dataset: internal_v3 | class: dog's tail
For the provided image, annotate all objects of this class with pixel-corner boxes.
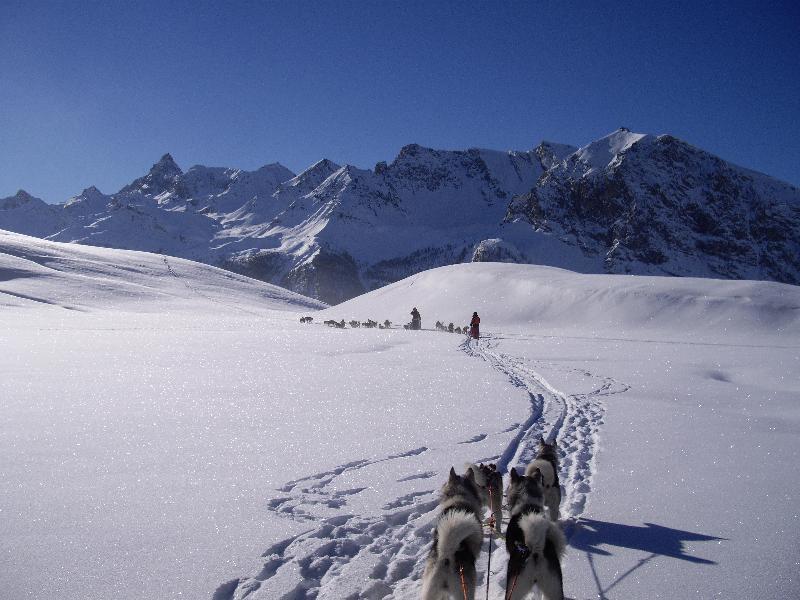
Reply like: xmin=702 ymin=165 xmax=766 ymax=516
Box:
xmin=519 ymin=512 xmax=567 ymax=559
xmin=437 ymin=510 xmax=483 ymax=560
xmin=422 ymin=511 xmax=482 ymax=599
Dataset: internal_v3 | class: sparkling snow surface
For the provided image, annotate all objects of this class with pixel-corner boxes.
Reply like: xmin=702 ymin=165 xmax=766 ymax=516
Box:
xmin=1 ymin=232 xmax=798 ymax=599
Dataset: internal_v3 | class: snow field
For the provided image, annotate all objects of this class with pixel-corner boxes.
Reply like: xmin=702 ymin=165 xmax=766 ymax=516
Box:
xmin=1 ymin=232 xmax=798 ymax=599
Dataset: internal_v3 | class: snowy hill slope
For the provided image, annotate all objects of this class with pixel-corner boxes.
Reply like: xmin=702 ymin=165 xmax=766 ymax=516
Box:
xmin=326 ymin=262 xmax=800 ymax=343
xmin=3 ymin=129 xmax=797 ymax=304
xmin=0 ymin=229 xmax=325 ymax=313
xmin=1 ymin=257 xmax=798 ymax=599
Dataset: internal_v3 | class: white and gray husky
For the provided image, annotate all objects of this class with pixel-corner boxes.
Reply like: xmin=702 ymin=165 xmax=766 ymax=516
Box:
xmin=525 ymin=437 xmax=561 ymax=521
xmin=504 ymin=467 xmax=566 ymax=600
xmin=465 ymin=462 xmax=503 ymax=534
xmin=421 ymin=467 xmax=484 ymax=600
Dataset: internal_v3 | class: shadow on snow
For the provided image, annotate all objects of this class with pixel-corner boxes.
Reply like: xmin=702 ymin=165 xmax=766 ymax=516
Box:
xmin=569 ymin=517 xmax=725 ymax=564
xmin=565 ymin=518 xmax=726 ymax=600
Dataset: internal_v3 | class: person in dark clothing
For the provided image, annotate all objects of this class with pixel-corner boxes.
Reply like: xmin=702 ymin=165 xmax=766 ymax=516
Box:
xmin=410 ymin=307 xmax=422 ymax=330
xmin=470 ymin=312 xmax=480 ymax=339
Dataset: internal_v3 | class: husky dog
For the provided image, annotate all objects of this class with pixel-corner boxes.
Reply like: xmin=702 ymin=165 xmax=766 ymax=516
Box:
xmin=422 ymin=467 xmax=484 ymax=600
xmin=504 ymin=468 xmax=566 ymax=600
xmin=525 ymin=437 xmax=561 ymax=521
xmin=464 ymin=462 xmax=503 ymax=534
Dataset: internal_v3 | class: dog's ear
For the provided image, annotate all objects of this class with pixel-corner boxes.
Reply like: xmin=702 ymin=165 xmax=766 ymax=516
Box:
xmin=510 ymin=467 xmax=519 ymax=482
xmin=540 ymin=435 xmax=546 ymax=445
xmin=465 ymin=468 xmax=476 ymax=483
xmin=449 ymin=467 xmax=458 ymax=483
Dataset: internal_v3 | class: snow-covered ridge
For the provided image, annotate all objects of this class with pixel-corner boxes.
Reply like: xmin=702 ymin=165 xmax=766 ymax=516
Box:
xmin=325 ymin=262 xmax=800 ymax=343
xmin=1 ymin=129 xmax=798 ymax=304
xmin=0 ymin=229 xmax=325 ymax=313
xmin=571 ymin=128 xmax=651 ymax=174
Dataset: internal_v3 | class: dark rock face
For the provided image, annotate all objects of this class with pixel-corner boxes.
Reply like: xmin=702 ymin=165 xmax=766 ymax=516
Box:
xmin=282 ymin=250 xmax=365 ymax=305
xmin=222 ymin=249 xmax=289 ymax=284
xmin=363 ymin=244 xmax=472 ymax=293
xmin=471 ymin=239 xmax=524 ymax=263
xmin=119 ymin=153 xmax=183 ymax=196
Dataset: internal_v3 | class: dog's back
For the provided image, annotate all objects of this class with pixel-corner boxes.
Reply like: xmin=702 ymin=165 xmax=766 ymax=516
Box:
xmin=422 ymin=468 xmax=484 ymax=600
xmin=465 ymin=462 xmax=503 ymax=534
xmin=527 ymin=438 xmax=562 ymax=521
xmin=510 ymin=513 xmax=566 ymax=600
xmin=505 ymin=468 xmax=566 ymax=600
xmin=525 ymin=459 xmax=555 ymax=485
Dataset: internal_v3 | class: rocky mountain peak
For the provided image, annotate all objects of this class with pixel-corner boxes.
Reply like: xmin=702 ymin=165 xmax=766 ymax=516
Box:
xmin=396 ymin=143 xmax=438 ymax=161
xmin=14 ymin=189 xmax=35 ymax=202
xmin=154 ymin=153 xmax=181 ymax=174
xmin=1 ymin=190 xmax=43 ymax=210
xmin=118 ymin=153 xmax=183 ymax=196
xmin=572 ymin=129 xmax=652 ymax=174
xmin=82 ymin=185 xmax=104 ymax=197
xmin=310 ymin=159 xmax=340 ymax=173
xmin=535 ymin=141 xmax=578 ymax=170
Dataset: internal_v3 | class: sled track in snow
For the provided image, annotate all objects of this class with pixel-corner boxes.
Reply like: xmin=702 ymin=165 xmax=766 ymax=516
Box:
xmin=461 ymin=335 xmax=628 ymax=518
xmin=216 ymin=444 xmax=442 ymax=600
xmin=220 ymin=333 xmax=628 ymax=599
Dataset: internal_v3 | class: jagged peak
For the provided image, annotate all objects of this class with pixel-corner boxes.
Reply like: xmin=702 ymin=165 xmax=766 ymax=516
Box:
xmin=339 ymin=164 xmax=370 ymax=178
xmin=118 ymin=153 xmax=183 ymax=195
xmin=283 ymin=159 xmax=344 ymax=191
xmin=536 ymin=140 xmax=578 ymax=155
xmin=151 ymin=153 xmax=182 ymax=175
xmin=571 ymin=128 xmax=652 ymax=172
xmin=1 ymin=189 xmax=46 ymax=209
xmin=255 ymin=161 xmax=294 ymax=176
xmin=396 ymin=143 xmax=438 ymax=160
xmin=532 ymin=141 xmax=578 ymax=171
xmin=310 ymin=158 xmax=340 ymax=172
xmin=64 ymin=185 xmax=109 ymax=208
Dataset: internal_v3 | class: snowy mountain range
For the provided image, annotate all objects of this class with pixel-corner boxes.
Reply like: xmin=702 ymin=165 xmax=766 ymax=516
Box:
xmin=3 ymin=129 xmax=798 ymax=303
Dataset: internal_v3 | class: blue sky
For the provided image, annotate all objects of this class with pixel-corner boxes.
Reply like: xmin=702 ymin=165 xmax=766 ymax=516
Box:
xmin=2 ymin=1 xmax=799 ymax=201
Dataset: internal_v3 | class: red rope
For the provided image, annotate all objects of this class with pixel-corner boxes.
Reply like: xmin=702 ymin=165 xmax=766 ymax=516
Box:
xmin=486 ymin=486 xmax=496 ymax=600
xmin=458 ymin=563 xmax=469 ymax=600
xmin=506 ymin=572 xmax=520 ymax=600
xmin=487 ymin=486 xmax=497 ymax=530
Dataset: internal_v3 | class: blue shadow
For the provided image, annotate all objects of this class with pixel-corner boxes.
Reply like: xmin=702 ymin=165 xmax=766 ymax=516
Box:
xmin=568 ymin=518 xmax=725 ymax=565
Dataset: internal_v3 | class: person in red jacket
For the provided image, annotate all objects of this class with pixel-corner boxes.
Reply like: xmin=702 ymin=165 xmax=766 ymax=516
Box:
xmin=470 ymin=312 xmax=480 ymax=339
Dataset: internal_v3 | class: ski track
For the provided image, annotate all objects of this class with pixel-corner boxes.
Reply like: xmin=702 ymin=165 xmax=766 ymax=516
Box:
xmin=221 ymin=333 xmax=629 ymax=599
